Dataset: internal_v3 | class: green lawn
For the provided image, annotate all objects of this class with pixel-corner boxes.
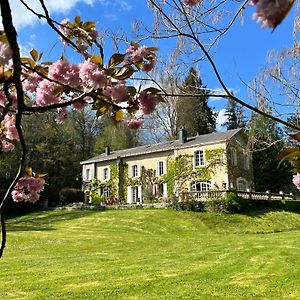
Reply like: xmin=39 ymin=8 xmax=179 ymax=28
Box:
xmin=1 ymin=208 xmax=300 ymax=299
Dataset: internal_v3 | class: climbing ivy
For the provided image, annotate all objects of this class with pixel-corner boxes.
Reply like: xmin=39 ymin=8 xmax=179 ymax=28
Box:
xmin=162 ymin=149 xmax=226 ymax=197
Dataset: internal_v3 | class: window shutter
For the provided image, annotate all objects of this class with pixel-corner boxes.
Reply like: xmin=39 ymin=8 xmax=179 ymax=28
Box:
xmin=127 ymin=186 xmax=132 ymax=204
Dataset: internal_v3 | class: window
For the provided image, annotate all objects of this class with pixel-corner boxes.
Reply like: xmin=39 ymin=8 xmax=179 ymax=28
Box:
xmin=99 ymin=185 xmax=110 ymax=199
xmin=132 ymin=186 xmax=139 ymax=203
xmin=230 ymin=148 xmax=237 ymax=166
xmin=192 ymin=181 xmax=211 ymax=192
xmin=157 ymin=183 xmax=164 ymax=197
xmin=103 ymin=167 xmax=110 ymax=180
xmin=157 ymin=161 xmax=166 ymax=176
xmin=194 ymin=150 xmax=205 ymax=167
xmin=85 ymin=169 xmax=91 ymax=180
xmin=132 ymin=165 xmax=139 ymax=178
xmin=244 ymin=154 xmax=250 ymax=170
xmin=237 ymin=178 xmax=247 ymax=191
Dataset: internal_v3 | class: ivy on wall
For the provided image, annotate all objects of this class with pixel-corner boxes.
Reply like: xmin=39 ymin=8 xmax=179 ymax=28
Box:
xmin=161 ymin=149 xmax=226 ymax=197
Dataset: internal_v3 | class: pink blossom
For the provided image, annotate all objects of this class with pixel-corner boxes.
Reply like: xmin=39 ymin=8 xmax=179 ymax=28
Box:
xmin=138 ymin=91 xmax=158 ymax=115
xmin=3 ymin=114 xmax=19 ymax=141
xmin=251 ymin=0 xmax=294 ymax=29
xmin=127 ymin=118 xmax=143 ymax=130
xmin=103 ymin=81 xmax=128 ymax=103
xmin=48 ymin=60 xmax=80 ymax=88
xmin=141 ymin=59 xmax=155 ymax=72
xmin=183 ymin=0 xmax=201 ymax=6
xmin=293 ymin=173 xmax=300 ymax=190
xmin=11 ymin=190 xmax=25 ymax=202
xmin=36 ymin=79 xmax=59 ymax=106
xmin=22 ymin=73 xmax=43 ymax=93
xmin=12 ymin=176 xmax=45 ymax=203
xmin=0 ymin=41 xmax=12 ymax=65
xmin=1 ymin=140 xmax=15 ymax=152
xmin=79 ymin=60 xmax=109 ymax=90
xmin=59 ymin=19 xmax=71 ymax=43
xmin=125 ymin=45 xmax=149 ymax=63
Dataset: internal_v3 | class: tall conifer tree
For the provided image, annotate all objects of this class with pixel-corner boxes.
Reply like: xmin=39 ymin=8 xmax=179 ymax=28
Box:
xmin=177 ymin=68 xmax=215 ymax=136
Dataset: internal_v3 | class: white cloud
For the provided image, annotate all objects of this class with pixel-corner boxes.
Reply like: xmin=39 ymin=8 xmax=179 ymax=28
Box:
xmin=1 ymin=0 xmax=94 ymax=30
xmin=216 ymin=108 xmax=228 ymax=131
xmin=2 ymin=0 xmax=131 ymax=30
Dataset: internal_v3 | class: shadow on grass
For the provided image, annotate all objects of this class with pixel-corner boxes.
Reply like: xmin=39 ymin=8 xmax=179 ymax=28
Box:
xmin=6 ymin=209 xmax=104 ymax=232
xmin=243 ymin=200 xmax=300 ymax=218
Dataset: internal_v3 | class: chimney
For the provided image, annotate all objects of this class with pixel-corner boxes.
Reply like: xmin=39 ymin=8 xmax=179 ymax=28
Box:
xmin=105 ymin=145 xmax=110 ymax=155
xmin=179 ymin=128 xmax=187 ymax=144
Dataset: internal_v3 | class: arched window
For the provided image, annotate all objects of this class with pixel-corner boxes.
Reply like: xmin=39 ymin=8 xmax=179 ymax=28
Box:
xmin=237 ymin=178 xmax=248 ymax=191
xmin=191 ymin=181 xmax=211 ymax=192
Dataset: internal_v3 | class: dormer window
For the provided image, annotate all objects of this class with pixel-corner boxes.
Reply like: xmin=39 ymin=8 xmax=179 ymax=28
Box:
xmin=194 ymin=150 xmax=205 ymax=167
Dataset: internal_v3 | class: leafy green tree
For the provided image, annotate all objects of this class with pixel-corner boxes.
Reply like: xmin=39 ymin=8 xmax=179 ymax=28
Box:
xmin=93 ymin=116 xmax=140 ymax=154
xmin=247 ymin=100 xmax=292 ymax=192
xmin=176 ymin=68 xmax=215 ymax=136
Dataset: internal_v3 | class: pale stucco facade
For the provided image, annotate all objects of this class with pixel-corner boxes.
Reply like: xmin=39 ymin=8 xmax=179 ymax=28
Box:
xmin=80 ymin=128 xmax=253 ymax=203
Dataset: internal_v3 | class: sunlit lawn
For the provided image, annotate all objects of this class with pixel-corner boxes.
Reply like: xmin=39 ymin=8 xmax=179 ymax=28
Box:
xmin=1 ymin=208 xmax=300 ymax=299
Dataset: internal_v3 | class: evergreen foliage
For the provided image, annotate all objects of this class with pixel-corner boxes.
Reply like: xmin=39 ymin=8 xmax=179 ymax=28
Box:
xmin=224 ymin=97 xmax=246 ymax=130
xmin=247 ymin=100 xmax=292 ymax=192
xmin=176 ymin=68 xmax=216 ymax=136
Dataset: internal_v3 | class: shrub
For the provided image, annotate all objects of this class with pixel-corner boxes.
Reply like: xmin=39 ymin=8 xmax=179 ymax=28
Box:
xmin=219 ymin=191 xmax=250 ymax=213
xmin=91 ymin=194 xmax=105 ymax=206
xmin=59 ymin=188 xmax=84 ymax=205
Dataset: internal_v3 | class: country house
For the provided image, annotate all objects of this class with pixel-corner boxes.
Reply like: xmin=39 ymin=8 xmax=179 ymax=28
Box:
xmin=80 ymin=128 xmax=253 ymax=203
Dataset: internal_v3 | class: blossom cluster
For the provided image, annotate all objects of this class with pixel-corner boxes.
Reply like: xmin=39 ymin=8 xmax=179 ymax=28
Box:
xmin=1 ymin=112 xmax=19 ymax=152
xmin=12 ymin=176 xmax=45 ymax=203
xmin=251 ymin=0 xmax=294 ymax=29
xmin=292 ymin=173 xmax=300 ymax=190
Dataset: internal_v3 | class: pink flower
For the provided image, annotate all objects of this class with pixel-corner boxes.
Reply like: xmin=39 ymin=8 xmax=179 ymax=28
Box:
xmin=0 ymin=41 xmax=12 ymax=65
xmin=23 ymin=73 xmax=43 ymax=93
xmin=3 ymin=114 xmax=19 ymax=141
xmin=141 ymin=59 xmax=155 ymax=72
xmin=138 ymin=91 xmax=158 ymax=115
xmin=183 ymin=0 xmax=201 ymax=6
xmin=59 ymin=19 xmax=71 ymax=44
xmin=125 ymin=45 xmax=149 ymax=63
xmin=251 ymin=0 xmax=295 ymax=29
xmin=127 ymin=118 xmax=143 ymax=130
xmin=36 ymin=79 xmax=59 ymax=106
xmin=103 ymin=81 xmax=128 ymax=103
xmin=1 ymin=140 xmax=15 ymax=152
xmin=48 ymin=60 xmax=80 ymax=88
xmin=11 ymin=190 xmax=25 ymax=202
xmin=12 ymin=176 xmax=45 ymax=203
xmin=79 ymin=60 xmax=109 ymax=90
xmin=293 ymin=173 xmax=300 ymax=190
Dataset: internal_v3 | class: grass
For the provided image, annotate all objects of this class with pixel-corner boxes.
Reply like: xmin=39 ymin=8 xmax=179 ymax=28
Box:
xmin=1 ymin=208 xmax=300 ymax=299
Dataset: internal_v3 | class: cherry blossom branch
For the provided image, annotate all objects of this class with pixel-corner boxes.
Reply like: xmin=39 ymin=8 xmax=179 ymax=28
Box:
xmin=0 ymin=0 xmax=28 ymax=258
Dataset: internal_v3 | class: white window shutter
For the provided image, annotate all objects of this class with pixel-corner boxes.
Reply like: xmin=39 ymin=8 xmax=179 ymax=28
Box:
xmin=138 ymin=186 xmax=142 ymax=202
xmin=163 ymin=183 xmax=168 ymax=197
xmin=127 ymin=186 xmax=132 ymax=204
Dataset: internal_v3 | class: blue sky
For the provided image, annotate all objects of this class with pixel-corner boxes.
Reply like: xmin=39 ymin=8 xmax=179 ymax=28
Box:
xmin=9 ymin=0 xmax=298 ymax=128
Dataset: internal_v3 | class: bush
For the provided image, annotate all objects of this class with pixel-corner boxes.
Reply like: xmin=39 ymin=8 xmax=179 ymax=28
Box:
xmin=170 ymin=198 xmax=204 ymax=212
xmin=59 ymin=188 xmax=84 ymax=205
xmin=217 ymin=191 xmax=250 ymax=213
xmin=91 ymin=194 xmax=105 ymax=206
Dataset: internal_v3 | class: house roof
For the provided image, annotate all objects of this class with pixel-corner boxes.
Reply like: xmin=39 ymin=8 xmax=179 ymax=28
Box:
xmin=80 ymin=128 xmax=243 ymax=165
